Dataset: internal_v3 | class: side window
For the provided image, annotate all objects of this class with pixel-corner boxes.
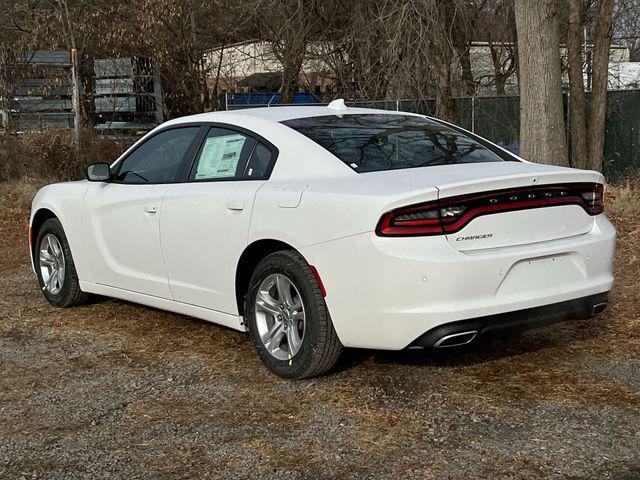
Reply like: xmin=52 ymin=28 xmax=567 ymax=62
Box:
xmin=191 ymin=128 xmax=256 ymax=181
xmin=243 ymin=142 xmax=274 ymax=179
xmin=115 ymin=127 xmax=199 ymax=184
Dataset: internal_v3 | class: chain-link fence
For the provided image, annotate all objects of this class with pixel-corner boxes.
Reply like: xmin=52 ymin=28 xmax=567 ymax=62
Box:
xmin=226 ymin=90 xmax=640 ymax=182
xmin=600 ymin=90 xmax=640 ymax=182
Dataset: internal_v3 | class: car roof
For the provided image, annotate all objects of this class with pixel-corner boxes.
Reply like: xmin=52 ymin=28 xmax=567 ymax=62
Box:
xmin=162 ymin=104 xmax=421 ymax=127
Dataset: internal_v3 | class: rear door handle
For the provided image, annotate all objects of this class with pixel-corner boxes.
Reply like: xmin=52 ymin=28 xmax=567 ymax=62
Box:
xmin=227 ymin=201 xmax=244 ymax=211
xmin=144 ymin=204 xmax=158 ymax=214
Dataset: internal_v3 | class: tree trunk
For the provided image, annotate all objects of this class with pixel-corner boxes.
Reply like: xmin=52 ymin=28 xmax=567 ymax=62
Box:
xmin=588 ymin=0 xmax=614 ymax=171
xmin=490 ymin=44 xmax=507 ymax=95
xmin=514 ymin=0 xmax=568 ymax=166
xmin=276 ymin=36 xmax=306 ymax=104
xmin=190 ymin=9 xmax=211 ymax=112
xmin=567 ymin=0 xmax=589 ymax=169
xmin=459 ymin=47 xmax=476 ymax=96
xmin=455 ymin=41 xmax=475 ymax=96
xmin=436 ymin=57 xmax=456 ymax=122
xmin=279 ymin=57 xmax=303 ymax=104
xmin=510 ymin=21 xmax=520 ymax=89
xmin=57 ymin=0 xmax=77 ymax=50
xmin=211 ymin=39 xmax=226 ymax=111
xmin=433 ymin=0 xmax=457 ymax=121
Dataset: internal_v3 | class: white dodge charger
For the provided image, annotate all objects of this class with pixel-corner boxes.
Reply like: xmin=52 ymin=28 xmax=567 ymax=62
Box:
xmin=29 ymin=101 xmax=615 ymax=378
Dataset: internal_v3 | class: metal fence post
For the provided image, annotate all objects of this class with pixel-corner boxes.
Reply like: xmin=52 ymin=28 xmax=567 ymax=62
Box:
xmin=471 ymin=96 xmax=475 ymax=133
xmin=71 ymin=48 xmax=81 ymax=149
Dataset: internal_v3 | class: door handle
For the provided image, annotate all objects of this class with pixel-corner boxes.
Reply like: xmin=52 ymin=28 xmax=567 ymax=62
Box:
xmin=227 ymin=201 xmax=244 ymax=211
xmin=144 ymin=204 xmax=158 ymax=214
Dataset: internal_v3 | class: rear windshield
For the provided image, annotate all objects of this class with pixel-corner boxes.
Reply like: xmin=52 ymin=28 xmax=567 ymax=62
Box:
xmin=282 ymin=114 xmax=513 ymax=173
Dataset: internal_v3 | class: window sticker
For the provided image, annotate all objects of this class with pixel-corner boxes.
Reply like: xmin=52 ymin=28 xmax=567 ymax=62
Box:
xmin=195 ymin=134 xmax=246 ymax=179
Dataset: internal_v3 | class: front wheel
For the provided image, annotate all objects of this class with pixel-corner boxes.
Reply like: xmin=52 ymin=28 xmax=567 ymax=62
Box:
xmin=246 ymin=250 xmax=343 ymax=379
xmin=35 ymin=218 xmax=89 ymax=307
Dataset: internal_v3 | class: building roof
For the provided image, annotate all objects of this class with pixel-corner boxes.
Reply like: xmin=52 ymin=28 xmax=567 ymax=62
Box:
xmin=608 ymin=62 xmax=640 ymax=88
xmin=237 ymin=72 xmax=282 ymax=90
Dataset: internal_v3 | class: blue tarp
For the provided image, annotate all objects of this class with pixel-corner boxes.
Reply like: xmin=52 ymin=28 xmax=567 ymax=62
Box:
xmin=222 ymin=92 xmax=324 ymax=107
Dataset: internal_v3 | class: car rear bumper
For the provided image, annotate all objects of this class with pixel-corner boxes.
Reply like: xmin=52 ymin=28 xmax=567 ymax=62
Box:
xmin=411 ymin=292 xmax=609 ymax=349
xmin=300 ymin=214 xmax=615 ymax=350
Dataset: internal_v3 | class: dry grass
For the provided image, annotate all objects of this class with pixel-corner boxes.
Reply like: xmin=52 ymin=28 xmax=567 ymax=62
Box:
xmin=0 ymin=176 xmax=44 ymax=211
xmin=606 ymin=176 xmax=640 ymax=225
xmin=604 ymin=177 xmax=640 ymax=344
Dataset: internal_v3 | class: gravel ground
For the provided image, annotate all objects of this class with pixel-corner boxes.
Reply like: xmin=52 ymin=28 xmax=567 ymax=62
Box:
xmin=0 ymin=181 xmax=639 ymax=479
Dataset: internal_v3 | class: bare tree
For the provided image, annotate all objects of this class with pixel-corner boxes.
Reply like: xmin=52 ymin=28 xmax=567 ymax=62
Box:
xmin=248 ymin=0 xmax=320 ymax=104
xmin=330 ymin=0 xmax=400 ymax=101
xmin=588 ymin=0 xmax=614 ymax=171
xmin=514 ymin=0 xmax=568 ymax=166
xmin=614 ymin=0 xmax=640 ymax=60
xmin=0 ymin=0 xmax=629 ymax=174
xmin=454 ymin=0 xmax=487 ymax=96
xmin=567 ymin=0 xmax=589 ymax=168
xmin=484 ymin=0 xmax=519 ymax=95
xmin=433 ymin=0 xmax=459 ymax=121
xmin=565 ymin=0 xmax=615 ymax=171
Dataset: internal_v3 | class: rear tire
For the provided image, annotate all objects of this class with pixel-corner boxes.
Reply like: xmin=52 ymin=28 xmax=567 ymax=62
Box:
xmin=246 ymin=250 xmax=343 ymax=379
xmin=35 ymin=218 xmax=89 ymax=308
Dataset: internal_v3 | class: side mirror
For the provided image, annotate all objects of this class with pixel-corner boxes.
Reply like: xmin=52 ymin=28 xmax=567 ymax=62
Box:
xmin=85 ymin=163 xmax=112 ymax=182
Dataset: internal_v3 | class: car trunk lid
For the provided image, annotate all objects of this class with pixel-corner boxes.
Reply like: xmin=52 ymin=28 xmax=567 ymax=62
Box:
xmin=363 ymin=162 xmax=603 ymax=250
xmin=433 ymin=164 xmax=600 ymax=251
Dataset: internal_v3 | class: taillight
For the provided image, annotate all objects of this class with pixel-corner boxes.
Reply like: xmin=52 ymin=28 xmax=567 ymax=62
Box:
xmin=579 ymin=184 xmax=604 ymax=215
xmin=377 ymin=201 xmax=442 ymax=236
xmin=376 ymin=183 xmax=604 ymax=237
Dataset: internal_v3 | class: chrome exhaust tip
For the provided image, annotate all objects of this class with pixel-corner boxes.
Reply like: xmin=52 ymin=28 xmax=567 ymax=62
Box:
xmin=591 ymin=302 xmax=608 ymax=316
xmin=433 ymin=330 xmax=478 ymax=348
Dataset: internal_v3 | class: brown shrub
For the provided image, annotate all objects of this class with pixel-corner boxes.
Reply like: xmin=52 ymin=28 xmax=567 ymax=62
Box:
xmin=0 ymin=130 xmax=132 ymax=183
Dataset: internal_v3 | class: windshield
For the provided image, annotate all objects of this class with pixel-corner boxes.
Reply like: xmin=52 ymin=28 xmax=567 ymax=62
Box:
xmin=282 ymin=114 xmax=513 ymax=173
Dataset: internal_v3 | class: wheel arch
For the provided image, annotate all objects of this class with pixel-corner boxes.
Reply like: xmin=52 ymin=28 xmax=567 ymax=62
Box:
xmin=30 ymin=208 xmax=58 ymax=268
xmin=235 ymin=239 xmax=309 ymax=316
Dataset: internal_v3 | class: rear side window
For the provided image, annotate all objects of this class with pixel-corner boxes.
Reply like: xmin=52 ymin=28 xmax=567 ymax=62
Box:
xmin=114 ymin=127 xmax=199 ymax=183
xmin=190 ymin=128 xmax=256 ymax=180
xmin=244 ymin=143 xmax=273 ymax=179
xmin=282 ymin=114 xmax=512 ymax=173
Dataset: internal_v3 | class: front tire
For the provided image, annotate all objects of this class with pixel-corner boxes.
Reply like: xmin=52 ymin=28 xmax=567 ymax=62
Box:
xmin=246 ymin=250 xmax=343 ymax=379
xmin=35 ymin=218 xmax=89 ymax=307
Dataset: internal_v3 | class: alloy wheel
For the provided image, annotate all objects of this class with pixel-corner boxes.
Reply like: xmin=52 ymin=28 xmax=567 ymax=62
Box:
xmin=39 ymin=233 xmax=65 ymax=295
xmin=254 ymin=273 xmax=306 ymax=361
